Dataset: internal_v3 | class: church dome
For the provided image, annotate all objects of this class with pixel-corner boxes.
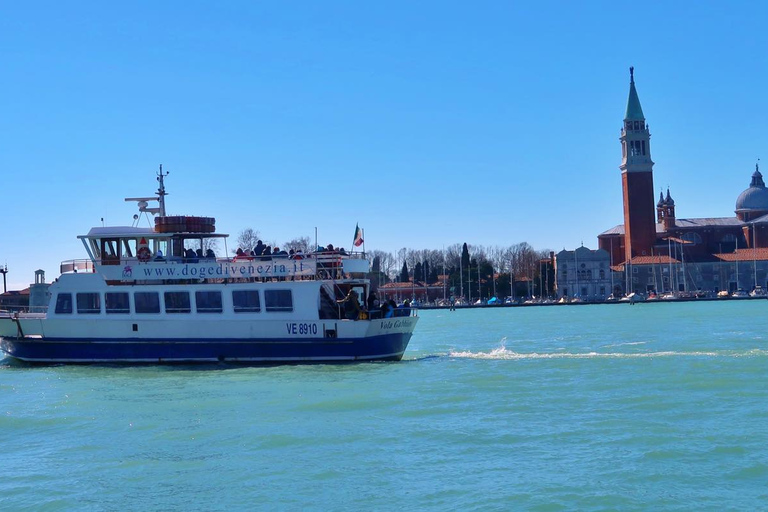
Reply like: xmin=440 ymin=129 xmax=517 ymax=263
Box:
xmin=735 ymin=169 xmax=768 ymax=213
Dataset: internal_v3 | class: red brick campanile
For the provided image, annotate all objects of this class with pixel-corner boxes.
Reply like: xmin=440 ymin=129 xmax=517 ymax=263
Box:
xmin=620 ymin=67 xmax=656 ymax=261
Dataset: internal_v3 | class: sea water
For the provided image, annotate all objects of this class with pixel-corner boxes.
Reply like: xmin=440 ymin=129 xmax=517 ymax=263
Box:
xmin=1 ymin=301 xmax=767 ymax=511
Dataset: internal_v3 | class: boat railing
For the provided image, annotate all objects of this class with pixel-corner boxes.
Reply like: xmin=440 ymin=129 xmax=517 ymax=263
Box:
xmin=60 ymin=259 xmax=96 ymax=274
xmin=0 ymin=305 xmax=47 ymax=315
xmin=226 ymin=250 xmax=367 ymax=280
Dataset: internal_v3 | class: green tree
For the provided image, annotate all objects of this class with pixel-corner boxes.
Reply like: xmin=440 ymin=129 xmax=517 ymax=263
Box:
xmin=413 ymin=262 xmax=423 ymax=283
xmin=400 ymin=261 xmax=409 ymax=283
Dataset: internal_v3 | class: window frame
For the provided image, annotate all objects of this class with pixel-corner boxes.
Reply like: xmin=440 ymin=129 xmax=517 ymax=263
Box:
xmin=55 ymin=293 xmax=73 ymax=314
xmin=134 ymin=292 xmax=161 ymax=314
xmin=105 ymin=292 xmax=130 ymax=314
xmin=195 ymin=291 xmax=223 ymax=314
xmin=164 ymin=291 xmax=191 ymax=314
xmin=264 ymin=289 xmax=293 ymax=312
xmin=233 ymin=290 xmax=261 ymax=313
xmin=76 ymin=292 xmax=101 ymax=314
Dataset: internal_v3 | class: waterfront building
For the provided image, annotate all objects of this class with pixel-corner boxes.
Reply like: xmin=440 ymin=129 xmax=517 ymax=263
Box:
xmin=0 ymin=288 xmax=29 ymax=312
xmin=555 ymin=246 xmax=619 ymax=300
xmin=597 ymin=68 xmax=768 ymax=294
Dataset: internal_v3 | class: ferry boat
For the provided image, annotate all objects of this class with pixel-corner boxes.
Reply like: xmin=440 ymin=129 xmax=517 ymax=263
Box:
xmin=0 ymin=170 xmax=417 ymax=363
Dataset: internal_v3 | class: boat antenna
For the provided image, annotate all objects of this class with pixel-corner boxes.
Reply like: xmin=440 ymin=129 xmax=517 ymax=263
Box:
xmin=156 ymin=164 xmax=169 ymax=217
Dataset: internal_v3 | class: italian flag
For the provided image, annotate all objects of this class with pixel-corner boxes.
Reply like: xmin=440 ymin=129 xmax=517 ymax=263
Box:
xmin=353 ymin=224 xmax=364 ymax=247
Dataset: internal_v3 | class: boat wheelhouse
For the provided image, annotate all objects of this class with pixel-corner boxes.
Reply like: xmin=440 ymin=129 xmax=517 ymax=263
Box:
xmin=0 ymin=169 xmax=417 ymax=363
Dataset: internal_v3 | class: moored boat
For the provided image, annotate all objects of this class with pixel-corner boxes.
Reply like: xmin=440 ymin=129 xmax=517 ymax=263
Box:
xmin=0 ymin=170 xmax=417 ymax=364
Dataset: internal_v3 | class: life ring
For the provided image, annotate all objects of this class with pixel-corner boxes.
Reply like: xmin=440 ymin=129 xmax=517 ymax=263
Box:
xmin=137 ymin=246 xmax=151 ymax=262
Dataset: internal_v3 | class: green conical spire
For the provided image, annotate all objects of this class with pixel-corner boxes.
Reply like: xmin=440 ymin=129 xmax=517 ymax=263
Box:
xmin=624 ymin=66 xmax=645 ymax=121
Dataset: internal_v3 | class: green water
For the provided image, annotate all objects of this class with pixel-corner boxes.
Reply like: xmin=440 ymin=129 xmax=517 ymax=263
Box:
xmin=2 ymin=301 xmax=767 ymax=510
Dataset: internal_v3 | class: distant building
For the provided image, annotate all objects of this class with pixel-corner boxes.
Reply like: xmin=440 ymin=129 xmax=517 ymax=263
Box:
xmin=0 ymin=288 xmax=30 ymax=312
xmin=597 ymin=68 xmax=768 ymax=293
xmin=555 ymin=246 xmax=619 ymax=300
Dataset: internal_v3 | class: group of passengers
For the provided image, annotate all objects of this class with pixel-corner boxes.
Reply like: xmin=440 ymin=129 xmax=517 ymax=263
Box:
xmin=316 ymin=244 xmax=348 ymax=255
xmin=234 ymin=240 xmax=308 ymax=261
xmin=183 ymin=248 xmax=216 ymax=263
xmin=336 ymin=290 xmax=411 ymax=321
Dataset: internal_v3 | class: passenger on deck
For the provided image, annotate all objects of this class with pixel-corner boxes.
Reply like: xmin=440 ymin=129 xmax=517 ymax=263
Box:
xmin=337 ymin=290 xmax=361 ymax=320
xmin=338 ymin=247 xmax=347 ymax=255
xmin=254 ymin=240 xmax=265 ymax=256
xmin=367 ymin=292 xmax=380 ymax=319
xmin=205 ymin=249 xmax=215 ymax=259
xmin=185 ymin=248 xmax=198 ymax=263
xmin=261 ymin=246 xmax=272 ymax=259
xmin=196 ymin=249 xmax=203 ymax=259
xmin=367 ymin=292 xmax=378 ymax=310
xmin=154 ymin=250 xmax=165 ymax=261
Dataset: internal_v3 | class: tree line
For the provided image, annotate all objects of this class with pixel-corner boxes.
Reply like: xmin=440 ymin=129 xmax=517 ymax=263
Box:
xmin=367 ymin=242 xmax=554 ymax=299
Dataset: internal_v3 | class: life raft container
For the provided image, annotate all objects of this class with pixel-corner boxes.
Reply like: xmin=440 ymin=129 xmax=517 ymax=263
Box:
xmin=155 ymin=216 xmax=215 ymax=233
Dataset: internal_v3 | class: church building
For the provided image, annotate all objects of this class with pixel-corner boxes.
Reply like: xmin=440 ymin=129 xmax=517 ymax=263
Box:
xmin=597 ymin=68 xmax=768 ymax=294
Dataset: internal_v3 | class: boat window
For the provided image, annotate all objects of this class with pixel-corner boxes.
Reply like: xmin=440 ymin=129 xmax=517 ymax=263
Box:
xmin=164 ymin=291 xmax=191 ymax=314
xmin=90 ymin=240 xmax=101 ymax=258
xmin=233 ymin=290 xmax=260 ymax=313
xmin=123 ymin=239 xmax=137 ymax=258
xmin=77 ymin=293 xmax=101 ymax=314
xmin=135 ymin=292 xmax=161 ymax=314
xmin=195 ymin=291 xmax=222 ymax=313
xmin=101 ymin=238 xmax=121 ymax=265
xmin=106 ymin=292 xmax=130 ymax=314
xmin=55 ymin=293 xmax=73 ymax=314
xmin=265 ymin=290 xmax=293 ymax=312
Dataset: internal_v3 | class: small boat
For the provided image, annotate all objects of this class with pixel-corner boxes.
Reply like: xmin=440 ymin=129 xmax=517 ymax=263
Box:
xmin=0 ymin=170 xmax=418 ymax=364
xmin=619 ymin=292 xmax=645 ymax=303
xmin=731 ymin=289 xmax=750 ymax=299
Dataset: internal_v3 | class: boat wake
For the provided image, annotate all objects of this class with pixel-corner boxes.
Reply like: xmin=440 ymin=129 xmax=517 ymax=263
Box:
xmin=447 ymin=339 xmax=768 ymax=360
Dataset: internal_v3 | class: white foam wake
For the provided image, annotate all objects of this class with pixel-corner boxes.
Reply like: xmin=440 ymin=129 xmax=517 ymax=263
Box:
xmin=448 ymin=345 xmax=768 ymax=360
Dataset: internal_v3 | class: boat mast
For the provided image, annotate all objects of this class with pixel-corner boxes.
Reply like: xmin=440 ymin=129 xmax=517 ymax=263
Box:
xmin=156 ymin=164 xmax=168 ymax=217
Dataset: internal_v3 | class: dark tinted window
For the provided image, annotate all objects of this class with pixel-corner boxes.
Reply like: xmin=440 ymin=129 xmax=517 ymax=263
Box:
xmin=195 ymin=291 xmax=222 ymax=313
xmin=76 ymin=293 xmax=101 ymax=314
xmin=164 ymin=292 xmax=191 ymax=313
xmin=55 ymin=293 xmax=73 ymax=314
xmin=233 ymin=290 xmax=260 ymax=313
xmin=105 ymin=292 xmax=130 ymax=314
xmin=134 ymin=292 xmax=160 ymax=314
xmin=265 ymin=290 xmax=293 ymax=312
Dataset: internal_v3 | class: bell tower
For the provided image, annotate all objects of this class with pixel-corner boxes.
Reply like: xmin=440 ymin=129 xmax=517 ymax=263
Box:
xmin=620 ymin=67 xmax=656 ymax=261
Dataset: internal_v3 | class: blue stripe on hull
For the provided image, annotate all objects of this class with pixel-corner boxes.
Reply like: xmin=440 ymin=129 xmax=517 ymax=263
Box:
xmin=1 ymin=333 xmax=412 ymax=364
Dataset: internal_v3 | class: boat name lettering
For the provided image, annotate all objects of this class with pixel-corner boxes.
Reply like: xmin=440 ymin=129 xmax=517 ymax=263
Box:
xmin=379 ymin=319 xmax=412 ymax=329
xmin=286 ymin=323 xmax=318 ymax=335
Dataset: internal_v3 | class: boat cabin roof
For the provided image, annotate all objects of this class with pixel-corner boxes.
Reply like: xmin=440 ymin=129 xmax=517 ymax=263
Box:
xmin=80 ymin=227 xmax=229 ymax=239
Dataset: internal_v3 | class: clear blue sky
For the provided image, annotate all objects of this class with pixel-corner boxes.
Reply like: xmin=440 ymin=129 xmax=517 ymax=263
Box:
xmin=2 ymin=1 xmax=768 ymax=289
